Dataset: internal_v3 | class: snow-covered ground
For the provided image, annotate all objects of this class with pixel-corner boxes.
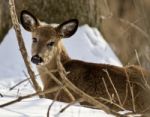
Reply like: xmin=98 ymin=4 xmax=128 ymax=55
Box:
xmin=0 ymin=25 xmax=122 ymax=117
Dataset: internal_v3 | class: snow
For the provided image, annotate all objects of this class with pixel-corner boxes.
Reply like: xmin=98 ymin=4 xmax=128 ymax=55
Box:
xmin=0 ymin=24 xmax=122 ymax=117
xmin=0 ymin=97 xmax=114 ymax=117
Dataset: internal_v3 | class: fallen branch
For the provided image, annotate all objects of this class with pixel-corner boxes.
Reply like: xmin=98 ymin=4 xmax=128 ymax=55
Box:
xmin=0 ymin=86 xmax=63 ymax=108
xmin=9 ymin=0 xmax=42 ymax=97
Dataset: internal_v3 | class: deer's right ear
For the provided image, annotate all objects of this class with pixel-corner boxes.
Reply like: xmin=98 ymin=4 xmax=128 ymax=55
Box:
xmin=20 ymin=10 xmax=39 ymax=31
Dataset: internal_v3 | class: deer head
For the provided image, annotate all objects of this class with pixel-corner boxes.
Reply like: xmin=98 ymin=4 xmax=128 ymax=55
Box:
xmin=20 ymin=10 xmax=78 ymax=66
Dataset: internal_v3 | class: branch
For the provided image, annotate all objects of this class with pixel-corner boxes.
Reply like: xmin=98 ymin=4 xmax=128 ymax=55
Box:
xmin=47 ymin=87 xmax=62 ymax=117
xmin=58 ymin=98 xmax=84 ymax=114
xmin=0 ymin=86 xmax=62 ymax=108
xmin=9 ymin=73 xmax=39 ymax=91
xmin=9 ymin=78 xmax=30 ymax=91
xmin=9 ymin=0 xmax=42 ymax=97
xmin=103 ymin=69 xmax=122 ymax=106
xmin=124 ymin=68 xmax=136 ymax=112
xmin=44 ymin=68 xmax=75 ymax=101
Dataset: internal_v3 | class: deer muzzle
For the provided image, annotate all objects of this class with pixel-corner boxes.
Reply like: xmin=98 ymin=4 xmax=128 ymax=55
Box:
xmin=31 ymin=54 xmax=43 ymax=65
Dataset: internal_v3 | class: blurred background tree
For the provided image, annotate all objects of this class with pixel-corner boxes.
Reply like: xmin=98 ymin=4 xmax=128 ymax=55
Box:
xmin=1 ymin=0 xmax=150 ymax=69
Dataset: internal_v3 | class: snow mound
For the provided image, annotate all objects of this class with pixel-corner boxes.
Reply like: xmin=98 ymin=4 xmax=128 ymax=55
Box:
xmin=64 ymin=25 xmax=121 ymax=65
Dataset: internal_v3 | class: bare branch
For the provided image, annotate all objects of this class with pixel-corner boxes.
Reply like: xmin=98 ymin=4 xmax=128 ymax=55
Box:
xmin=9 ymin=78 xmax=30 ymax=91
xmin=102 ymin=77 xmax=113 ymax=102
xmin=58 ymin=98 xmax=84 ymax=114
xmin=103 ymin=69 xmax=122 ymax=106
xmin=9 ymin=73 xmax=39 ymax=91
xmin=122 ymin=82 xmax=129 ymax=106
xmin=47 ymin=87 xmax=62 ymax=117
xmin=44 ymin=68 xmax=75 ymax=101
xmin=0 ymin=86 xmax=63 ymax=108
xmin=119 ymin=18 xmax=150 ymax=41
xmin=124 ymin=68 xmax=136 ymax=112
xmin=135 ymin=50 xmax=150 ymax=89
xmin=96 ymin=97 xmax=125 ymax=111
xmin=9 ymin=0 xmax=42 ymax=97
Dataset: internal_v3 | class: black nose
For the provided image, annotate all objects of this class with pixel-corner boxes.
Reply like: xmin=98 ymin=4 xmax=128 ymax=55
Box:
xmin=31 ymin=55 xmax=43 ymax=65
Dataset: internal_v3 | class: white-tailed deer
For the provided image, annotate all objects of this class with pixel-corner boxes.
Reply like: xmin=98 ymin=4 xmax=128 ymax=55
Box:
xmin=20 ymin=10 xmax=150 ymax=114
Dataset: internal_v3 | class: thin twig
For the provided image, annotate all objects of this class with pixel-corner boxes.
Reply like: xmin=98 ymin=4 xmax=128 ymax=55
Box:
xmin=135 ymin=50 xmax=150 ymax=89
xmin=44 ymin=68 xmax=75 ymax=101
xmin=22 ymin=71 xmax=34 ymax=89
xmin=47 ymin=87 xmax=62 ymax=117
xmin=119 ymin=18 xmax=150 ymax=41
xmin=122 ymin=82 xmax=129 ymax=106
xmin=9 ymin=0 xmax=42 ymax=97
xmin=0 ymin=86 xmax=63 ymax=108
xmin=102 ymin=77 xmax=113 ymax=102
xmin=124 ymin=68 xmax=136 ymax=112
xmin=0 ymin=93 xmax=3 ymax=97
xmin=9 ymin=73 xmax=39 ymax=91
xmin=96 ymin=97 xmax=125 ymax=111
xmin=9 ymin=78 xmax=30 ymax=91
xmin=130 ymin=86 xmax=135 ymax=112
xmin=58 ymin=98 xmax=84 ymax=114
xmin=142 ymin=105 xmax=150 ymax=113
xmin=103 ymin=69 xmax=123 ymax=106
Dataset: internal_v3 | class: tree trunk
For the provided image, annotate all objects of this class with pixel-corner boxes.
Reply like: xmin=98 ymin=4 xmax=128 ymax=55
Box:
xmin=100 ymin=0 xmax=150 ymax=69
xmin=0 ymin=0 xmax=11 ymax=42
xmin=1 ymin=0 xmax=150 ymax=68
xmin=0 ymin=0 xmax=109 ymax=41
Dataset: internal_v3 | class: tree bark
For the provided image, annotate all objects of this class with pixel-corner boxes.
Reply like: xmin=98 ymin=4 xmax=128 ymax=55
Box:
xmin=100 ymin=0 xmax=150 ymax=69
xmin=1 ymin=0 xmax=150 ymax=68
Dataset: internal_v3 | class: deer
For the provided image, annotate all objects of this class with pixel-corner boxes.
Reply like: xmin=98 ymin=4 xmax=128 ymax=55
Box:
xmin=20 ymin=10 xmax=150 ymax=114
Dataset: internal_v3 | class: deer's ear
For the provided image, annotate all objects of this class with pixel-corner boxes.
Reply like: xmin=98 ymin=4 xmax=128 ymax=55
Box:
xmin=20 ymin=10 xmax=39 ymax=31
xmin=57 ymin=19 xmax=78 ymax=38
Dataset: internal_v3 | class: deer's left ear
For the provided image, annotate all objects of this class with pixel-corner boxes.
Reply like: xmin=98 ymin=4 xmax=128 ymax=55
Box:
xmin=57 ymin=19 xmax=78 ymax=38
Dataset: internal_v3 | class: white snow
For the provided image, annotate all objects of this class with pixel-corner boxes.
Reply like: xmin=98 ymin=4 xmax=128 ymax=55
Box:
xmin=0 ymin=24 xmax=122 ymax=117
xmin=0 ymin=97 xmax=114 ymax=117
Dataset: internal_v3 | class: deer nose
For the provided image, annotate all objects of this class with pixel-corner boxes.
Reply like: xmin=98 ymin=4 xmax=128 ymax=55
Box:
xmin=31 ymin=55 xmax=43 ymax=65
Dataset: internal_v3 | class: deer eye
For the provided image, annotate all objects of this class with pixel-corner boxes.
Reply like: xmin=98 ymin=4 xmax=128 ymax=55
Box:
xmin=32 ymin=38 xmax=38 ymax=43
xmin=47 ymin=42 xmax=55 ymax=48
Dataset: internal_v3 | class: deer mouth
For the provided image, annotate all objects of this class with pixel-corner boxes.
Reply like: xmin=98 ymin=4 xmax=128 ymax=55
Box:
xmin=31 ymin=55 xmax=44 ymax=65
